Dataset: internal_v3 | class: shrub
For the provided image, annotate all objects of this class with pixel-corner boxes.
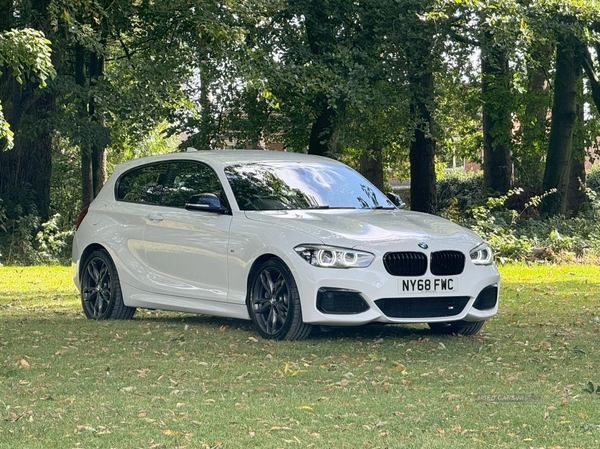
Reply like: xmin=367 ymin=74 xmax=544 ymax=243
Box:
xmin=0 ymin=202 xmax=72 ymax=265
xmin=436 ymin=170 xmax=484 ymax=215
xmin=587 ymin=165 xmax=600 ymax=196
xmin=437 ymin=181 xmax=600 ymax=263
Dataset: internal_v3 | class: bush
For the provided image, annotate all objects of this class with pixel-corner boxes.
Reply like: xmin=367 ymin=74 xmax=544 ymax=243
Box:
xmin=0 ymin=201 xmax=72 ymax=265
xmin=436 ymin=180 xmax=600 ymax=263
xmin=436 ymin=170 xmax=484 ymax=215
xmin=587 ymin=165 xmax=600 ymax=196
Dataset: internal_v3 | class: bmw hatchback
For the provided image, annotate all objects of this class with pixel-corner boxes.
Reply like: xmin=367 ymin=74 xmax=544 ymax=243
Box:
xmin=72 ymin=149 xmax=500 ymax=340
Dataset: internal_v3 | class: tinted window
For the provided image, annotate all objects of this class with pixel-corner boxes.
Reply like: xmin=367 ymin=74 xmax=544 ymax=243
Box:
xmin=225 ymin=162 xmax=394 ymax=211
xmin=116 ymin=163 xmax=169 ymax=204
xmin=160 ymin=161 xmax=226 ymax=209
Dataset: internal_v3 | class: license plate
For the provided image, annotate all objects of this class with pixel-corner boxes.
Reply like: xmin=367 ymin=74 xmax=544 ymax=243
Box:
xmin=398 ymin=277 xmax=457 ymax=294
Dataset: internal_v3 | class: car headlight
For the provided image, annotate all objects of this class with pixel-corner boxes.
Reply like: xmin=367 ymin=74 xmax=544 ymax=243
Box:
xmin=470 ymin=243 xmax=494 ymax=265
xmin=294 ymin=245 xmax=374 ymax=268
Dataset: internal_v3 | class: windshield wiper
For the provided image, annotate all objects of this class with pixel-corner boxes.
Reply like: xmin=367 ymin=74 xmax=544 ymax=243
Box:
xmin=370 ymin=205 xmax=396 ymax=210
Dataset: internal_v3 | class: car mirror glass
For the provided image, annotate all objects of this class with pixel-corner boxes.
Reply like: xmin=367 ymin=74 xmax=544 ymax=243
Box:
xmin=386 ymin=192 xmax=405 ymax=209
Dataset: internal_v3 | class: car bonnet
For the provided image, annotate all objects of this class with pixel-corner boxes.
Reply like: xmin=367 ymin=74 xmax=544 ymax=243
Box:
xmin=243 ymin=209 xmax=482 ymax=251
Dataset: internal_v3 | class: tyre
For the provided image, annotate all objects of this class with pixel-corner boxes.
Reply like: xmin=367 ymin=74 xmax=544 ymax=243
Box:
xmin=428 ymin=320 xmax=485 ymax=336
xmin=248 ymin=259 xmax=312 ymax=340
xmin=80 ymin=249 xmax=136 ymax=320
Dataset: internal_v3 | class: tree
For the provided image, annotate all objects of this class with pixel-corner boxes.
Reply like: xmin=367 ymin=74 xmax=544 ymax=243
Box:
xmin=0 ymin=0 xmax=56 ymax=221
xmin=541 ymin=36 xmax=579 ymax=215
xmin=442 ymin=0 xmax=523 ymax=194
xmin=481 ymin=29 xmax=514 ymax=193
xmin=514 ymin=40 xmax=553 ymax=188
xmin=0 ymin=28 xmax=54 ymax=150
xmin=532 ymin=1 xmax=599 ymax=215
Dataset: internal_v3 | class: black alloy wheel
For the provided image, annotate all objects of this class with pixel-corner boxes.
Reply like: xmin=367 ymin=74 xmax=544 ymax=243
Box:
xmin=80 ymin=249 xmax=135 ymax=320
xmin=249 ymin=259 xmax=311 ymax=340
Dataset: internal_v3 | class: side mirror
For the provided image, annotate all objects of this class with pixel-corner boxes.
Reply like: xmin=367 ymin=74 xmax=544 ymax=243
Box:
xmin=185 ymin=193 xmax=228 ymax=214
xmin=386 ymin=192 xmax=405 ymax=209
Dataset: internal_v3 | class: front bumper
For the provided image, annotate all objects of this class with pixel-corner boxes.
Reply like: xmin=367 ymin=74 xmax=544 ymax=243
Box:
xmin=293 ymin=259 xmax=500 ymax=326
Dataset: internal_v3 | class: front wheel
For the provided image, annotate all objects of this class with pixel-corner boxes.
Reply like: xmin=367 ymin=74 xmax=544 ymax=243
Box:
xmin=248 ymin=259 xmax=312 ymax=340
xmin=428 ymin=320 xmax=485 ymax=336
xmin=80 ymin=249 xmax=136 ymax=320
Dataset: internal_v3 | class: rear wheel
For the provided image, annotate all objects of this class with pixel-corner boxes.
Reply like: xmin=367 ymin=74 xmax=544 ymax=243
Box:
xmin=248 ymin=259 xmax=312 ymax=340
xmin=428 ymin=320 xmax=485 ymax=336
xmin=80 ymin=250 xmax=136 ymax=320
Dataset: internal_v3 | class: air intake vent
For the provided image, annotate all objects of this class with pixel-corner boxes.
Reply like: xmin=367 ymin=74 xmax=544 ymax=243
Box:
xmin=317 ymin=288 xmax=369 ymax=314
xmin=374 ymin=296 xmax=470 ymax=318
xmin=473 ymin=285 xmax=498 ymax=310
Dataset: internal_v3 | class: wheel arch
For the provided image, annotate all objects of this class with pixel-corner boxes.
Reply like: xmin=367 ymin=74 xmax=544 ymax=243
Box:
xmin=245 ymin=253 xmax=284 ymax=308
xmin=78 ymin=243 xmax=109 ymax=282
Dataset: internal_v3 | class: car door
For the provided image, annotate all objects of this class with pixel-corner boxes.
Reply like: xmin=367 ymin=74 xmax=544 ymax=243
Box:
xmin=112 ymin=161 xmax=171 ymax=292
xmin=143 ymin=160 xmax=233 ymax=302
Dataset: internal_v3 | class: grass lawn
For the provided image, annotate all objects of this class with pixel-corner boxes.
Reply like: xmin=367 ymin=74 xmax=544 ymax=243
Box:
xmin=1 ymin=264 xmax=599 ymax=448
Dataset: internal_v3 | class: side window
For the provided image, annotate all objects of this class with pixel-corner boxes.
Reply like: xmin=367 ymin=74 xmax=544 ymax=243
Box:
xmin=160 ymin=161 xmax=227 ymax=209
xmin=116 ymin=163 xmax=170 ymax=204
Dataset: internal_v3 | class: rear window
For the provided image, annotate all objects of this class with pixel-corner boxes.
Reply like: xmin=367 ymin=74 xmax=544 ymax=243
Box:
xmin=116 ymin=163 xmax=169 ymax=204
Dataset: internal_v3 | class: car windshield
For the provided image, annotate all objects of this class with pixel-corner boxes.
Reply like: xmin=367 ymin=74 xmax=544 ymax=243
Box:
xmin=225 ymin=161 xmax=395 ymax=211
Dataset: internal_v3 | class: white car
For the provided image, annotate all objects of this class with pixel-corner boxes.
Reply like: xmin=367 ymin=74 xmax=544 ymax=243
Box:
xmin=72 ymin=149 xmax=499 ymax=340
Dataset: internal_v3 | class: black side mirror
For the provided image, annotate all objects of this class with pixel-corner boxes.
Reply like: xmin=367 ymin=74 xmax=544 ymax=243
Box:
xmin=185 ymin=193 xmax=228 ymax=214
xmin=386 ymin=192 xmax=405 ymax=209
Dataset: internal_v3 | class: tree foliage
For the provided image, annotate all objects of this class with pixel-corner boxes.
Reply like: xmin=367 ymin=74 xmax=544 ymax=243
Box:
xmin=0 ymin=28 xmax=54 ymax=149
xmin=3 ymin=0 xmax=600 ymax=263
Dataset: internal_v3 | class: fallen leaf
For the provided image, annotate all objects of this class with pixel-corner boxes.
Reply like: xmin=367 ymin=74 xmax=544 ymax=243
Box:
xmin=298 ymin=405 xmax=315 ymax=414
xmin=19 ymin=359 xmax=30 ymax=369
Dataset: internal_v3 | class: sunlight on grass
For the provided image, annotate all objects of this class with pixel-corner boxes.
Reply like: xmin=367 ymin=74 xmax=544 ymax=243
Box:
xmin=1 ymin=265 xmax=599 ymax=448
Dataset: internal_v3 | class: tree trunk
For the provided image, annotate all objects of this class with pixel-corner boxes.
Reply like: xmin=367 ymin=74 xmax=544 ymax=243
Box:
xmin=0 ymin=0 xmax=53 ymax=220
xmin=518 ymin=42 xmax=552 ymax=188
xmin=359 ymin=142 xmax=384 ymax=192
xmin=579 ymin=45 xmax=600 ymax=115
xmin=481 ymin=35 xmax=513 ymax=193
xmin=566 ymin=77 xmax=587 ymax=215
xmin=197 ymin=63 xmax=213 ymax=151
xmin=303 ymin=0 xmax=342 ymax=157
xmin=244 ymin=86 xmax=265 ymax=149
xmin=541 ymin=37 xmax=578 ymax=216
xmin=77 ymin=11 xmax=110 ymax=206
xmin=0 ymin=120 xmax=53 ymax=220
xmin=409 ymin=70 xmax=437 ymax=214
xmin=75 ymin=42 xmax=94 ymax=207
xmin=0 ymin=0 xmax=12 ymax=31
xmin=308 ymin=93 xmax=339 ymax=156
xmin=89 ymin=47 xmax=108 ymax=196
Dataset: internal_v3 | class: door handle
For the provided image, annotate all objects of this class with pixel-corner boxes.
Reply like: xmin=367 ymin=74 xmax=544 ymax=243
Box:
xmin=147 ymin=213 xmax=164 ymax=222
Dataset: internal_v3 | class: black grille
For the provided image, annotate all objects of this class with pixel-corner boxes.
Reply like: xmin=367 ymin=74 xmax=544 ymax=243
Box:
xmin=374 ymin=296 xmax=470 ymax=318
xmin=473 ymin=285 xmax=498 ymax=310
xmin=383 ymin=252 xmax=427 ymax=276
xmin=430 ymin=251 xmax=465 ymax=276
xmin=317 ymin=288 xmax=370 ymax=315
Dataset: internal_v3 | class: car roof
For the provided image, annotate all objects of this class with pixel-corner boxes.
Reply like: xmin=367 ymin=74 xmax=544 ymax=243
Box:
xmin=113 ymin=149 xmax=343 ymax=175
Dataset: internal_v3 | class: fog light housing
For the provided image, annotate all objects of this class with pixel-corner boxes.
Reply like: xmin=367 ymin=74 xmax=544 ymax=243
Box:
xmin=317 ymin=288 xmax=370 ymax=314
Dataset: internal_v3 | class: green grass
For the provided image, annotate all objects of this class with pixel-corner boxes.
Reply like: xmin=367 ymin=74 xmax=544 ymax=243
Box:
xmin=1 ymin=264 xmax=599 ymax=448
